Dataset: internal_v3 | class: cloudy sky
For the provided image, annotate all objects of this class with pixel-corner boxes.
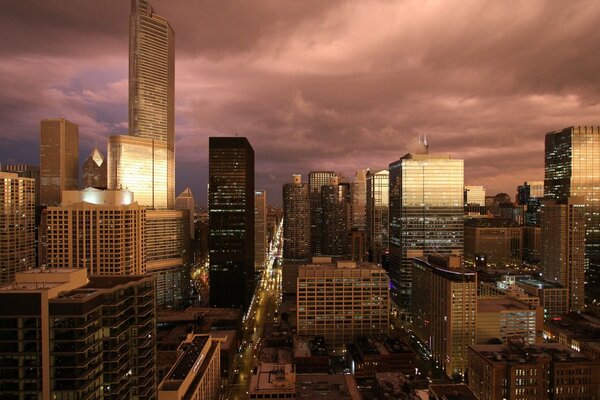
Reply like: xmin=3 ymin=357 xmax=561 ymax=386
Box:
xmin=2 ymin=0 xmax=600 ymax=205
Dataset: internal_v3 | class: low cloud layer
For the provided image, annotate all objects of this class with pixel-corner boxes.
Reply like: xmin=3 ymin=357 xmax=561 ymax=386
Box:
xmin=1 ymin=0 xmax=600 ymax=204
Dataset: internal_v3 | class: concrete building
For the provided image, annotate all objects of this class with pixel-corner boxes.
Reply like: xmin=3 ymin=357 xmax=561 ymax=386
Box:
xmin=464 ymin=185 xmax=486 ymax=206
xmin=297 ymin=259 xmax=389 ymax=348
xmin=346 ymin=336 xmax=416 ymax=377
xmin=389 ymin=145 xmax=464 ymax=314
xmin=476 ymin=297 xmax=542 ymax=345
xmin=0 ymin=172 xmax=35 ymax=284
xmin=82 ymin=146 xmax=107 ymax=189
xmin=157 ymin=334 xmax=221 ymax=400
xmin=516 ymin=278 xmax=568 ymax=319
xmin=283 ymin=175 xmax=310 ymax=262
xmin=1 ymin=164 xmax=40 ymax=207
xmin=255 ymin=190 xmax=267 ymax=270
xmin=541 ymin=197 xmax=585 ymax=311
xmin=366 ymin=169 xmax=389 ymax=264
xmin=40 ymin=118 xmax=78 ymax=206
xmin=464 ymin=218 xmax=522 ymax=269
xmin=0 ymin=268 xmax=157 ymax=400
xmin=248 ymin=363 xmax=296 ymax=399
xmin=523 ymin=225 xmax=541 ymax=264
xmin=468 ymin=342 xmax=600 ymax=400
xmin=43 ymin=188 xmax=146 ymax=276
xmin=175 ymin=187 xmax=195 ymax=240
xmin=411 ymin=255 xmax=477 ymax=378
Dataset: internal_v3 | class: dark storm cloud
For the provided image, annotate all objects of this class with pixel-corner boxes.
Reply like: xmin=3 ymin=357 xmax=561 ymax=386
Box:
xmin=1 ymin=0 xmax=600 ymax=204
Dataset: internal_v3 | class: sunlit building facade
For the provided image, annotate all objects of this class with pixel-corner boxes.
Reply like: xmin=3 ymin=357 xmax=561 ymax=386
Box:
xmin=1 ymin=164 xmax=40 ymax=208
xmin=389 ymin=150 xmax=464 ymax=314
xmin=129 ymin=0 xmax=175 ymax=208
xmin=283 ymin=174 xmax=310 ymax=261
xmin=0 ymin=172 xmax=35 ymax=284
xmin=82 ymin=146 xmax=107 ymax=189
xmin=366 ymin=169 xmax=389 ymax=264
xmin=464 ymin=185 xmax=486 ymax=206
xmin=40 ymin=118 xmax=78 ymax=206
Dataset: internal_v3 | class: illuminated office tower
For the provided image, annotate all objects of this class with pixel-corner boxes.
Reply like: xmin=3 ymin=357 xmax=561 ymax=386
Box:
xmin=146 ymin=209 xmax=190 ymax=307
xmin=44 ymin=188 xmax=146 ymax=275
xmin=0 ymin=268 xmax=157 ymax=399
xmin=209 ymin=137 xmax=255 ymax=310
xmin=308 ymin=171 xmax=336 ymax=256
xmin=540 ymin=197 xmax=586 ymax=311
xmin=366 ymin=169 xmax=389 ymax=263
xmin=107 ymin=135 xmax=170 ymax=209
xmin=1 ymin=164 xmax=40 ymax=207
xmin=411 ymin=255 xmax=476 ymax=379
xmin=464 ymin=185 xmax=485 ymax=206
xmin=129 ymin=0 xmax=175 ymax=208
xmin=0 ymin=172 xmax=35 ymax=284
xmin=283 ymin=174 xmax=310 ymax=261
xmin=545 ymin=126 xmax=600 ymax=310
xmin=352 ymin=169 xmax=368 ymax=229
xmin=40 ymin=118 xmax=78 ymax=206
xmin=175 ymin=187 xmax=195 ymax=239
xmin=320 ymin=177 xmax=351 ymax=258
xmin=254 ymin=190 xmax=267 ymax=270
xmin=82 ymin=146 xmax=107 ymax=189
xmin=389 ymin=144 xmax=464 ymax=314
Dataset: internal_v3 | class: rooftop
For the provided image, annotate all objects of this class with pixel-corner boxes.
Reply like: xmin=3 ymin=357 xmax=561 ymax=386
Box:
xmin=249 ymin=363 xmax=295 ymax=394
xmin=477 ymin=297 xmax=534 ymax=313
xmin=470 ymin=342 xmax=595 ymax=364
xmin=296 ymin=374 xmax=361 ymax=400
xmin=464 ymin=217 xmax=521 ymax=228
xmin=429 ymin=384 xmax=479 ymax=400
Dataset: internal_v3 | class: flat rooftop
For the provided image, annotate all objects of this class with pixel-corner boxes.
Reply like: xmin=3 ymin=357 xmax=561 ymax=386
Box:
xmin=517 ymin=278 xmax=564 ymax=289
xmin=296 ymin=374 xmax=361 ymax=400
xmin=429 ymin=384 xmax=479 ymax=400
xmin=478 ymin=297 xmax=533 ymax=313
xmin=249 ymin=363 xmax=295 ymax=394
xmin=471 ymin=343 xmax=595 ymax=364
xmin=157 ymin=306 xmax=242 ymax=323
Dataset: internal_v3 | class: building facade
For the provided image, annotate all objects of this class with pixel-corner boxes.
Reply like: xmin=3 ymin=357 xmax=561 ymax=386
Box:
xmin=320 ymin=178 xmax=351 ymax=259
xmin=208 ymin=137 xmax=255 ymax=310
xmin=283 ymin=175 xmax=310 ymax=261
xmin=464 ymin=218 xmax=522 ymax=269
xmin=308 ymin=171 xmax=336 ymax=256
xmin=352 ymin=169 xmax=368 ymax=230
xmin=255 ymin=190 xmax=267 ymax=270
xmin=1 ymin=164 xmax=41 ymax=208
xmin=82 ymin=147 xmax=107 ymax=189
xmin=464 ymin=185 xmax=486 ymax=206
xmin=366 ymin=169 xmax=389 ymax=264
xmin=476 ymin=297 xmax=542 ymax=345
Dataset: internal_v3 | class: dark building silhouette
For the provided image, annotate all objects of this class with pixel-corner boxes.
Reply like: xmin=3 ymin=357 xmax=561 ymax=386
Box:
xmin=320 ymin=177 xmax=351 ymax=258
xmin=208 ymin=137 xmax=255 ymax=310
xmin=308 ymin=171 xmax=336 ymax=256
xmin=82 ymin=147 xmax=107 ymax=189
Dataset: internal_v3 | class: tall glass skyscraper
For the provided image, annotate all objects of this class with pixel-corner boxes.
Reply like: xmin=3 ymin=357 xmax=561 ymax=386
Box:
xmin=308 ymin=171 xmax=336 ymax=256
xmin=208 ymin=137 xmax=255 ymax=310
xmin=389 ymin=149 xmax=464 ymax=315
xmin=128 ymin=0 xmax=175 ymax=208
xmin=366 ymin=169 xmax=389 ymax=264
xmin=545 ymin=126 xmax=600 ymax=309
xmin=283 ymin=174 xmax=311 ymax=261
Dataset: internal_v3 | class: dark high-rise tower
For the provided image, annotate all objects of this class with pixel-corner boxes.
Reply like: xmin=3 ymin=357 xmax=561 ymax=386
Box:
xmin=208 ymin=137 xmax=255 ymax=310
xmin=545 ymin=126 xmax=600 ymax=310
xmin=308 ymin=171 xmax=336 ymax=256
xmin=283 ymin=174 xmax=310 ymax=261
xmin=366 ymin=169 xmax=389 ymax=264
xmin=82 ymin=147 xmax=107 ymax=189
xmin=320 ymin=177 xmax=351 ymax=258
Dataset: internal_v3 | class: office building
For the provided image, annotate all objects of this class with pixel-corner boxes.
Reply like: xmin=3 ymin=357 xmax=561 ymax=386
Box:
xmin=468 ymin=342 xmax=600 ymax=400
xmin=540 ymin=198 xmax=585 ymax=311
xmin=175 ymin=187 xmax=195 ymax=240
xmin=208 ymin=137 xmax=255 ymax=310
xmin=283 ymin=175 xmax=310 ymax=261
xmin=464 ymin=218 xmax=522 ymax=269
xmin=129 ymin=0 xmax=175 ymax=208
xmin=297 ymin=259 xmax=389 ymax=347
xmin=346 ymin=336 xmax=416 ymax=377
xmin=146 ymin=209 xmax=191 ymax=307
xmin=320 ymin=177 xmax=351 ymax=258
xmin=40 ymin=118 xmax=78 ymax=206
xmin=352 ymin=169 xmax=368 ymax=229
xmin=248 ymin=363 xmax=295 ymax=399
xmin=255 ymin=190 xmax=267 ymax=270
xmin=0 ymin=172 xmax=35 ymax=284
xmin=523 ymin=225 xmax=541 ymax=264
xmin=82 ymin=146 xmax=107 ymax=189
xmin=308 ymin=171 xmax=336 ymax=256
xmin=517 ymin=181 xmax=544 ymax=205
xmin=545 ymin=126 xmax=600 ymax=309
xmin=366 ymin=169 xmax=389 ymax=264
xmin=516 ymin=277 xmax=568 ymax=319
xmin=0 ymin=268 xmax=157 ymax=400
xmin=544 ymin=312 xmax=600 ymax=361
xmin=411 ymin=255 xmax=477 ymax=378
xmin=389 ymin=147 xmax=464 ymax=313
xmin=107 ymin=135 xmax=171 ymax=209
xmin=476 ymin=297 xmax=542 ymax=345
xmin=350 ymin=228 xmax=367 ymax=262
xmin=465 ymin=185 xmax=486 ymax=206
xmin=157 ymin=334 xmax=221 ymax=400
xmin=44 ymin=188 xmax=146 ymax=275
xmin=1 ymin=164 xmax=40 ymax=207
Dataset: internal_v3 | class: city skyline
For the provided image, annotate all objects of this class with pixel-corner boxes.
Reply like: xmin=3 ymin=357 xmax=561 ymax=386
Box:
xmin=3 ymin=1 xmax=600 ymax=205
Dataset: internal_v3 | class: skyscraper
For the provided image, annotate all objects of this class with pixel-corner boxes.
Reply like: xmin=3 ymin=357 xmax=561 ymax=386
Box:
xmin=0 ymin=172 xmax=35 ymax=284
xmin=208 ymin=137 xmax=255 ymax=310
xmin=389 ymin=146 xmax=464 ymax=315
xmin=308 ymin=171 xmax=336 ymax=256
xmin=517 ymin=181 xmax=544 ymax=205
xmin=366 ymin=169 xmax=389 ymax=264
xmin=545 ymin=126 xmax=600 ymax=309
xmin=464 ymin=185 xmax=485 ymax=206
xmin=283 ymin=174 xmax=310 ymax=261
xmin=352 ymin=169 xmax=368 ymax=229
xmin=320 ymin=177 xmax=351 ymax=258
xmin=82 ymin=146 xmax=107 ymax=189
xmin=127 ymin=0 xmax=175 ymax=208
xmin=541 ymin=197 xmax=586 ymax=311
xmin=175 ymin=187 xmax=196 ymax=239
xmin=1 ymin=164 xmax=40 ymax=207
xmin=255 ymin=190 xmax=267 ymax=270
xmin=40 ymin=118 xmax=78 ymax=206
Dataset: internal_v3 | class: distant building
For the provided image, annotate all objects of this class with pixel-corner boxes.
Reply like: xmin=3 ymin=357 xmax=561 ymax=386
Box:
xmin=296 ymin=374 xmax=362 ymax=400
xmin=464 ymin=218 xmax=522 ymax=269
xmin=255 ymin=190 xmax=267 ymax=270
xmin=544 ymin=312 xmax=600 ymax=361
xmin=411 ymin=255 xmax=476 ymax=378
xmin=517 ymin=181 xmax=544 ymax=205
xmin=468 ymin=342 xmax=600 ymax=400
xmin=0 ymin=268 xmax=157 ymax=399
xmin=209 ymin=137 xmax=255 ymax=310
xmin=283 ymin=174 xmax=311 ymax=261
xmin=297 ymin=259 xmax=389 ymax=347
xmin=40 ymin=118 xmax=78 ymax=206
xmin=516 ymin=277 xmax=568 ymax=319
xmin=1 ymin=164 xmax=40 ymax=207
xmin=352 ymin=169 xmax=368 ymax=229
xmin=350 ymin=228 xmax=367 ymax=262
xmin=175 ymin=187 xmax=195 ymax=240
xmin=476 ymin=297 xmax=543 ymax=345
xmin=346 ymin=336 xmax=416 ymax=377
xmin=464 ymin=185 xmax=486 ymax=206
xmin=366 ymin=169 xmax=389 ymax=264
xmin=293 ymin=336 xmax=329 ymax=373
xmin=157 ymin=334 xmax=221 ymax=400
xmin=320 ymin=177 xmax=351 ymax=258
xmin=523 ymin=225 xmax=541 ymax=264
xmin=0 ymin=172 xmax=35 ymax=284
xmin=308 ymin=171 xmax=336 ymax=256
xmin=82 ymin=146 xmax=107 ymax=189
